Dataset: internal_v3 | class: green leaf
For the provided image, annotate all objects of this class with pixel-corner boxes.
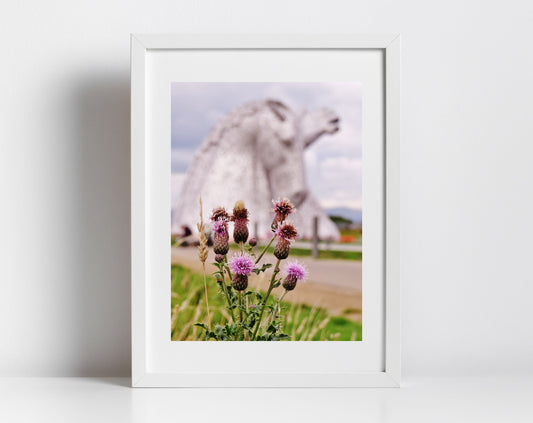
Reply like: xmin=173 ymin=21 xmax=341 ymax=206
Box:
xmin=194 ymin=323 xmax=209 ymax=331
xmin=253 ymin=263 xmax=273 ymax=275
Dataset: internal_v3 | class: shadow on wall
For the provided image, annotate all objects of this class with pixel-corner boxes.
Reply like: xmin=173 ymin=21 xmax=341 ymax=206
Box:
xmin=72 ymin=75 xmax=131 ymax=376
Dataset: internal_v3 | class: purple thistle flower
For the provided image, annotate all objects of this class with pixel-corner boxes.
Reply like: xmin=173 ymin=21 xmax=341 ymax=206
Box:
xmin=228 ymin=254 xmax=254 ymax=276
xmin=282 ymin=261 xmax=306 ymax=291
xmin=285 ymin=261 xmax=307 ymax=281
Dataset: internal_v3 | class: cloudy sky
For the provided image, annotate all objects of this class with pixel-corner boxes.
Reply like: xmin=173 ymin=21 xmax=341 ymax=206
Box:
xmin=171 ymin=82 xmax=362 ymax=211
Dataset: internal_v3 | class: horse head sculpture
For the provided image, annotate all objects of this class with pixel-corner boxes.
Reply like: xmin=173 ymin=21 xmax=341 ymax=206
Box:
xmin=172 ymin=99 xmax=342 ymax=240
xmin=256 ymin=101 xmax=340 ymax=209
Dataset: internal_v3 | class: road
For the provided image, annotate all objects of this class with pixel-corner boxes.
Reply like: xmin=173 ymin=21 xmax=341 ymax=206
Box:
xmin=171 ymin=247 xmax=362 ymax=320
xmin=292 ymin=241 xmax=362 ymax=252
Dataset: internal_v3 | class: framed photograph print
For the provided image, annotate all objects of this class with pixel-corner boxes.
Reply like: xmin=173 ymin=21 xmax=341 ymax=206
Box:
xmin=131 ymin=34 xmax=401 ymax=387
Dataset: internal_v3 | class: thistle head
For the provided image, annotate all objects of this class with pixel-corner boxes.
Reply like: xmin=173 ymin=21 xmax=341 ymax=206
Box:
xmin=232 ymin=200 xmax=249 ymax=243
xmin=282 ymin=261 xmax=306 ymax=291
xmin=272 ymin=198 xmax=295 ymax=223
xmin=232 ymin=273 xmax=249 ymax=291
xmin=275 ymin=221 xmax=298 ymax=242
xmin=212 ymin=220 xmax=229 ymax=255
xmin=231 ymin=200 xmax=249 ymax=222
xmin=210 ymin=206 xmax=230 ymax=222
xmin=212 ymin=220 xmax=227 ymax=237
xmin=285 ymin=261 xmax=307 ymax=282
xmin=228 ymin=254 xmax=254 ymax=276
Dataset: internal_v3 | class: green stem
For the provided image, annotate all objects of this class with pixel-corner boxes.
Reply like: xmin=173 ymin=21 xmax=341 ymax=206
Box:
xmin=219 ymin=262 xmax=236 ymax=322
xmin=224 ymin=256 xmax=233 ymax=280
xmin=238 ymin=292 xmax=243 ymax=324
xmin=269 ymin=290 xmax=288 ymax=326
xmin=252 ymin=258 xmax=281 ymax=340
xmin=255 ymin=235 xmax=275 ymax=264
xmin=238 ymin=292 xmax=245 ymax=340
xmin=244 ymin=295 xmax=250 ymax=341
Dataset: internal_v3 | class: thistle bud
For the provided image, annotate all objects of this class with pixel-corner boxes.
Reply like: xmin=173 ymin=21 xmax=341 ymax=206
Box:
xmin=282 ymin=274 xmax=298 ymax=291
xmin=215 ymin=254 xmax=225 ymax=263
xmin=274 ymin=238 xmax=290 ymax=260
xmin=231 ymin=200 xmax=249 ymax=244
xmin=248 ymin=237 xmax=257 ymax=247
xmin=212 ymin=220 xmax=229 ymax=255
xmin=210 ymin=207 xmax=230 ymax=222
xmin=274 ymin=222 xmax=298 ymax=260
xmin=282 ymin=261 xmax=306 ymax=291
xmin=232 ymin=273 xmax=249 ymax=291
xmin=272 ymin=198 xmax=295 ymax=229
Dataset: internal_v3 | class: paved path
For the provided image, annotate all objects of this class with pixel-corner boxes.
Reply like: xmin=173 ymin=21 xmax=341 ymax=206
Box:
xmin=171 ymin=247 xmax=362 ymax=320
xmin=292 ymin=241 xmax=362 ymax=252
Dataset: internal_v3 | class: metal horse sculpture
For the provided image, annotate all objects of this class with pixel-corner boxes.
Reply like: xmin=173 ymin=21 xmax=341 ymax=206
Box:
xmin=171 ymin=99 xmax=341 ymax=240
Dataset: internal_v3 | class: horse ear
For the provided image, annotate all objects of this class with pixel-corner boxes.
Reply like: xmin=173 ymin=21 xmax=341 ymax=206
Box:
xmin=266 ymin=99 xmax=289 ymax=122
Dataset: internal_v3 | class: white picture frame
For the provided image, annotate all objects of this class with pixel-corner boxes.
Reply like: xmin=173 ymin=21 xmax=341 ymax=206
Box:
xmin=131 ymin=34 xmax=401 ymax=387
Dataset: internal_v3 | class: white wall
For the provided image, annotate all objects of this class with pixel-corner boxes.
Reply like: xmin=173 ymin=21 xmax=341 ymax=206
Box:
xmin=1 ymin=0 xmax=532 ymax=377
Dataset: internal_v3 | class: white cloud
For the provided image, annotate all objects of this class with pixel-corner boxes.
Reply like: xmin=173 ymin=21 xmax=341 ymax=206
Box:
xmin=320 ymin=157 xmax=362 ymax=180
xmin=311 ymin=157 xmax=362 ymax=209
xmin=320 ymin=197 xmax=362 ymax=210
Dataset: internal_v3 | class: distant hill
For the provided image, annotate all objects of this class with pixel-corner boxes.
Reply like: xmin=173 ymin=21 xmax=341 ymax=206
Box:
xmin=326 ymin=207 xmax=362 ymax=223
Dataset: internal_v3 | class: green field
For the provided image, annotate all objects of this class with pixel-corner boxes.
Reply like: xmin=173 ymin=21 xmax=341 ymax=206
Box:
xmin=339 ymin=228 xmax=362 ymax=242
xmin=171 ymin=264 xmax=362 ymax=341
xmin=266 ymin=246 xmax=362 ymax=261
xmin=229 ymin=244 xmax=362 ymax=261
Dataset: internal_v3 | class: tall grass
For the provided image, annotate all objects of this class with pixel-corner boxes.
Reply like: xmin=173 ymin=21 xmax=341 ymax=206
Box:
xmin=171 ymin=264 xmax=362 ymax=341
